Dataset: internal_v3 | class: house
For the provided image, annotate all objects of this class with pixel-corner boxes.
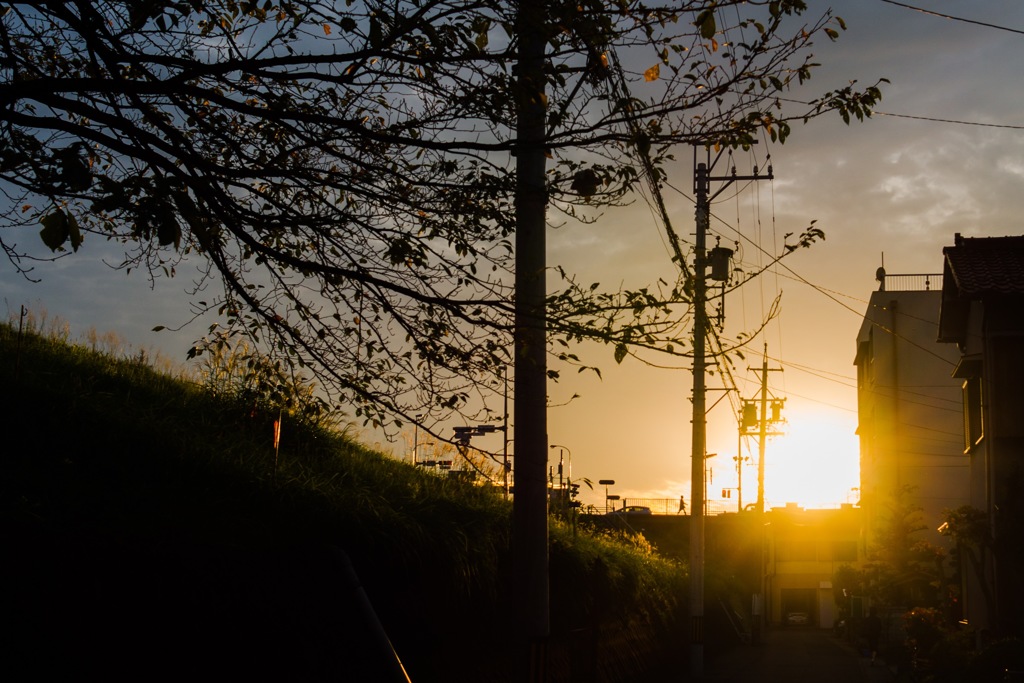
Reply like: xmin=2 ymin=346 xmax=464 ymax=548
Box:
xmin=762 ymin=503 xmax=861 ymax=629
xmin=854 ymin=269 xmax=968 ymax=555
xmin=937 ymin=233 xmax=1024 ymax=638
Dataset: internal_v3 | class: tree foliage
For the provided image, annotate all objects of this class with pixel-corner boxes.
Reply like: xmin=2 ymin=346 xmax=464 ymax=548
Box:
xmin=0 ymin=0 xmax=883 ymax=434
xmin=940 ymin=504 xmax=995 ymax=625
xmin=192 ymin=331 xmax=340 ymax=428
xmin=861 ymin=485 xmax=950 ymax=609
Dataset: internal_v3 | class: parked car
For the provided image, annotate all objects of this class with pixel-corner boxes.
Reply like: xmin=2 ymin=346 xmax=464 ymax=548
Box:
xmin=608 ymin=505 xmax=652 ymax=516
xmin=786 ymin=611 xmax=810 ymax=626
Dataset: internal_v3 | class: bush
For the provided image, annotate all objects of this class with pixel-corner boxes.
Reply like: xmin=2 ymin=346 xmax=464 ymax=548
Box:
xmin=904 ymin=607 xmax=945 ymax=653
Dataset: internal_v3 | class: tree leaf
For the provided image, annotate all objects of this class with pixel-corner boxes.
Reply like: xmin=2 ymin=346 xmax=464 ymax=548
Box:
xmin=694 ymin=10 xmax=716 ymax=40
xmin=66 ymin=212 xmax=82 ymax=252
xmin=39 ymin=210 xmax=69 ymax=251
xmin=614 ymin=343 xmax=628 ymax=364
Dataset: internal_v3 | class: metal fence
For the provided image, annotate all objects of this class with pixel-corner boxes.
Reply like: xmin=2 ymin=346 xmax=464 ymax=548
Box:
xmin=622 ymin=497 xmax=733 ymax=516
xmin=878 ymin=273 xmax=942 ymax=292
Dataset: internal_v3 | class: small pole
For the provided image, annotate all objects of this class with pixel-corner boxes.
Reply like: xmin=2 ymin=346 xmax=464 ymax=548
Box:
xmin=15 ymin=305 xmax=26 ymax=381
xmin=503 ymin=367 xmax=510 ymax=499
xmin=273 ymin=409 xmax=282 ymax=484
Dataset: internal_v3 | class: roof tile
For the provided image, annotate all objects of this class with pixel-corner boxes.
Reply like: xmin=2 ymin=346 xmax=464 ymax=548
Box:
xmin=943 ymin=235 xmax=1024 ymax=296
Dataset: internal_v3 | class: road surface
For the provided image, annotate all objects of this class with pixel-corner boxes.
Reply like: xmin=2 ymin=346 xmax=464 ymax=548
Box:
xmin=702 ymin=627 xmax=895 ymax=682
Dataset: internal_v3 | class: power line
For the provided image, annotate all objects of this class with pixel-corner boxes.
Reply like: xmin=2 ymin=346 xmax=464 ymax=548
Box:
xmin=776 ymin=97 xmax=1024 ymax=131
xmin=774 ymin=387 xmax=857 ymax=414
xmin=663 ymin=176 xmax=961 ymax=369
xmin=880 ymin=0 xmax=1024 ymax=36
xmin=874 ymin=110 xmax=1024 ymax=130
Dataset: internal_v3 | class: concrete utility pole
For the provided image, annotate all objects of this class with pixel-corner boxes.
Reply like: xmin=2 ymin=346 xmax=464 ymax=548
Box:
xmin=736 ymin=431 xmax=744 ymax=513
xmin=690 ymin=148 xmax=772 ymax=679
xmin=751 ymin=344 xmax=783 ymax=515
xmin=513 ymin=1 xmax=549 ymax=679
xmin=690 ymin=159 xmax=710 ymax=680
xmin=737 ymin=344 xmax=783 ymax=646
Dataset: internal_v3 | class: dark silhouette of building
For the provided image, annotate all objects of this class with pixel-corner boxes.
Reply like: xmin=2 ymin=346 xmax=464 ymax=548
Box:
xmin=938 ymin=233 xmax=1024 ymax=639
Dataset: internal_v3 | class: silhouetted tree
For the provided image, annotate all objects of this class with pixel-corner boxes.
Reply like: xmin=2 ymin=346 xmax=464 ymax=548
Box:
xmin=869 ymin=486 xmax=949 ymax=608
xmin=0 ymin=1 xmax=883 ymax=433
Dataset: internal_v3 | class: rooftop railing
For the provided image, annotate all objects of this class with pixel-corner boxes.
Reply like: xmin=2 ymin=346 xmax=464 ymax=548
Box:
xmin=877 ymin=272 xmax=942 ymax=292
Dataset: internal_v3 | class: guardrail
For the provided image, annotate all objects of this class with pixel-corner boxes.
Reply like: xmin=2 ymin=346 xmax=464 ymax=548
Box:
xmin=622 ymin=497 xmax=732 ymax=515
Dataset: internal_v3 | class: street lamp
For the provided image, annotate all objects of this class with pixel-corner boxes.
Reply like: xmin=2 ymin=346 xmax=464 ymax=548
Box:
xmin=549 ymin=444 xmax=571 ymax=489
xmin=413 ymin=441 xmax=435 ymax=466
xmin=599 ymin=479 xmax=616 ymax=513
xmin=412 ymin=415 xmax=424 ymax=466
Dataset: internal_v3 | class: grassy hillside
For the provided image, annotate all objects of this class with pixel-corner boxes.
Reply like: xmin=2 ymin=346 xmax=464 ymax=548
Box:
xmin=0 ymin=321 xmax=688 ymax=682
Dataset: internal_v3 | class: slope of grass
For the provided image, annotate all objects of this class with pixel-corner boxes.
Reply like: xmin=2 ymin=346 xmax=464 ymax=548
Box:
xmin=1 ymin=322 xmax=687 ymax=682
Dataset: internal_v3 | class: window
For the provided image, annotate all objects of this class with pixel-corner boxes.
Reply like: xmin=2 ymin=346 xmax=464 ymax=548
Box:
xmin=963 ymin=376 xmax=983 ymax=452
xmin=777 ymin=540 xmax=816 ymax=562
xmin=832 ymin=541 xmax=858 ymax=562
xmin=990 ymin=336 xmax=1024 ymax=438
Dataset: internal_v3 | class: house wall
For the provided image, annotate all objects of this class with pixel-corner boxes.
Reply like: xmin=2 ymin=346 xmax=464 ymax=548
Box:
xmin=976 ymin=302 xmax=1024 ymax=635
xmin=855 ymin=289 xmax=968 ymax=551
xmin=764 ymin=505 xmax=860 ymax=629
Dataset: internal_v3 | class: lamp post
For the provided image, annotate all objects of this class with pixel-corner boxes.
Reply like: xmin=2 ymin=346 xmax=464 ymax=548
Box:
xmin=413 ymin=442 xmax=435 ymax=466
xmin=599 ymin=479 xmax=616 ymax=513
xmin=704 ymin=452 xmax=717 ymax=515
xmin=549 ymin=444 xmax=571 ymax=490
xmin=412 ymin=415 xmax=423 ymax=466
xmin=501 ymin=366 xmax=511 ymax=499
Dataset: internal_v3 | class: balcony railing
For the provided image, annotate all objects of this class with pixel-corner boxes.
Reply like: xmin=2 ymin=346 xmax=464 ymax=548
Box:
xmin=877 ymin=272 xmax=942 ymax=292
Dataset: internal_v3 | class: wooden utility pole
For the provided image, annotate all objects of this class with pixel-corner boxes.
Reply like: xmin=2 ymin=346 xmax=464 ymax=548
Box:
xmin=691 ymin=147 xmax=772 ymax=679
xmin=513 ymin=0 xmax=550 ymax=679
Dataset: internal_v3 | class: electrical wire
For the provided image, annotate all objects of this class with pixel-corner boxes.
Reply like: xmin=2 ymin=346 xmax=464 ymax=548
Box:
xmin=775 ymin=96 xmax=1024 ymax=131
xmin=879 ymin=0 xmax=1024 ymax=36
xmin=874 ymin=111 xmax=1024 ymax=130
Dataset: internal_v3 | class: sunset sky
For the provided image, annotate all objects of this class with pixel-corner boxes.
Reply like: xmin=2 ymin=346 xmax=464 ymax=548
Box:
xmin=546 ymin=0 xmax=1024 ymax=511
xmin=3 ymin=1 xmax=1023 ymax=512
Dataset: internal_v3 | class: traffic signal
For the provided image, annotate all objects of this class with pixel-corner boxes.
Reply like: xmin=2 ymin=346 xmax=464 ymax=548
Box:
xmin=453 ymin=426 xmax=473 ymax=445
xmin=568 ymin=483 xmax=581 ymax=509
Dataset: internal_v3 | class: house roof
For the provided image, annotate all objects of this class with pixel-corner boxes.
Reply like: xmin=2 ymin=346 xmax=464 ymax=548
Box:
xmin=938 ymin=233 xmax=1024 ymax=344
xmin=942 ymin=233 xmax=1024 ymax=297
